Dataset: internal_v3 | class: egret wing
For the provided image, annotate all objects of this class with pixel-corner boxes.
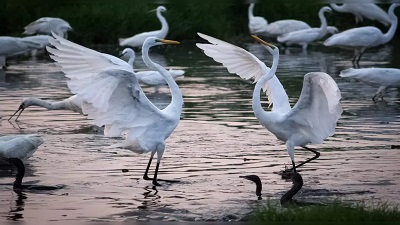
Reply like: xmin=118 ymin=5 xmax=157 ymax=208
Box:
xmin=196 ymin=32 xmax=290 ymax=112
xmin=284 ymin=72 xmax=342 ymax=144
xmin=47 ymin=34 xmax=165 ymax=138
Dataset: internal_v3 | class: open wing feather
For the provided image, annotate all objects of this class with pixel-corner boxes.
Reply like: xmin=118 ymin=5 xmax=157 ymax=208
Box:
xmin=285 ymin=72 xmax=342 ymax=144
xmin=47 ymin=34 xmax=165 ymax=138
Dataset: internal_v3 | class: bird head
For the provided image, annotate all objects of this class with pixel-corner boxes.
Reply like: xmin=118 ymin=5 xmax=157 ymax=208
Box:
xmin=321 ymin=6 xmax=332 ymax=14
xmin=148 ymin=6 xmax=167 ymax=13
xmin=144 ymin=37 xmax=180 ymax=47
xmin=251 ymin=35 xmax=279 ymax=55
xmin=8 ymin=98 xmax=35 ymax=121
xmin=121 ymin=48 xmax=135 ymax=57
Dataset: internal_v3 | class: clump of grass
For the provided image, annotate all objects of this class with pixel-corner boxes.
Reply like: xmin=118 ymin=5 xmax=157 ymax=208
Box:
xmin=249 ymin=200 xmax=400 ymax=224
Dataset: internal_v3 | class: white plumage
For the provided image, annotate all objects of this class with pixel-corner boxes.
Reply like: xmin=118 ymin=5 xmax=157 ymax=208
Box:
xmin=121 ymin=48 xmax=185 ymax=87
xmin=324 ymin=3 xmax=399 ymax=63
xmin=340 ymin=67 xmax=400 ymax=101
xmin=0 ymin=134 xmax=44 ymax=160
xmin=21 ymin=35 xmax=51 ymax=56
xmin=277 ymin=6 xmax=332 ymax=50
xmin=330 ymin=3 xmax=391 ymax=26
xmin=46 ymin=34 xmax=182 ymax=186
xmin=196 ymin=33 xmax=342 ymax=172
xmin=119 ymin=6 xmax=168 ymax=48
xmin=0 ymin=36 xmax=41 ymax=69
xmin=9 ymin=95 xmax=84 ymax=121
xmin=23 ymin=17 xmax=72 ymax=38
xmin=248 ymin=3 xmax=268 ymax=34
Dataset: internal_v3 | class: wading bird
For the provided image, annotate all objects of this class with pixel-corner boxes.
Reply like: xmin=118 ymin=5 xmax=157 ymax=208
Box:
xmin=330 ymin=3 xmax=391 ymax=26
xmin=47 ymin=34 xmax=183 ymax=186
xmin=248 ymin=3 xmax=268 ymax=35
xmin=0 ymin=36 xmax=41 ymax=69
xmin=119 ymin=6 xmax=168 ymax=48
xmin=197 ymin=33 xmax=342 ymax=172
xmin=240 ymin=172 xmax=303 ymax=205
xmin=23 ymin=17 xmax=72 ymax=38
xmin=324 ymin=3 xmax=399 ymax=64
xmin=121 ymin=48 xmax=184 ymax=89
xmin=9 ymin=95 xmax=83 ymax=121
xmin=340 ymin=67 xmax=400 ymax=101
xmin=277 ymin=6 xmax=332 ymax=50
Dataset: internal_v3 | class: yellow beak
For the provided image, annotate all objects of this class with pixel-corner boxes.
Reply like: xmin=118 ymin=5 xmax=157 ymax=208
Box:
xmin=160 ymin=39 xmax=180 ymax=45
xmin=251 ymin=35 xmax=276 ymax=48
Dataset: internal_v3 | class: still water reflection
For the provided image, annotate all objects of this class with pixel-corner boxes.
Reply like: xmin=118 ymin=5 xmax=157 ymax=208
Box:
xmin=0 ymin=38 xmax=400 ymax=222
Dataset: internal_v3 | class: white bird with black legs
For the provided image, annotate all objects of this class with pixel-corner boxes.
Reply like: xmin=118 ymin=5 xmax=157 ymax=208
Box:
xmin=119 ymin=6 xmax=168 ymax=48
xmin=121 ymin=48 xmax=185 ymax=89
xmin=340 ymin=67 xmax=400 ymax=101
xmin=23 ymin=17 xmax=72 ymax=38
xmin=8 ymin=95 xmax=83 ymax=121
xmin=324 ymin=3 xmax=399 ymax=64
xmin=47 ymin=34 xmax=183 ymax=186
xmin=277 ymin=6 xmax=332 ymax=51
xmin=330 ymin=3 xmax=391 ymax=26
xmin=197 ymin=33 xmax=342 ymax=173
xmin=248 ymin=3 xmax=268 ymax=35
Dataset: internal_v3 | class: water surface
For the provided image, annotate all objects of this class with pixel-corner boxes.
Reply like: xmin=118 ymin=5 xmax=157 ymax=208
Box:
xmin=1 ymin=39 xmax=400 ymax=222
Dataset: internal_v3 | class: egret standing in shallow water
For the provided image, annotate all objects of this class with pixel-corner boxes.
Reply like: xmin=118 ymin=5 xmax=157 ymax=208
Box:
xmin=248 ymin=3 xmax=268 ymax=35
xmin=47 ymin=35 xmax=183 ymax=186
xmin=339 ymin=67 xmax=400 ymax=101
xmin=0 ymin=134 xmax=43 ymax=190
xmin=277 ymin=6 xmax=333 ymax=51
xmin=197 ymin=33 xmax=342 ymax=172
xmin=119 ymin=6 xmax=169 ymax=48
xmin=324 ymin=3 xmax=399 ymax=64
xmin=9 ymin=95 xmax=83 ymax=121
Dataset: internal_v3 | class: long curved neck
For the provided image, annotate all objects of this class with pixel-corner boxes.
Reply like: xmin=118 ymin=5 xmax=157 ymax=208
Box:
xmin=252 ymin=53 xmax=278 ymax=120
xmin=26 ymin=98 xmax=66 ymax=110
xmin=127 ymin=51 xmax=135 ymax=68
xmin=329 ymin=4 xmax=343 ymax=12
xmin=318 ymin=9 xmax=328 ymax=35
xmin=382 ymin=5 xmax=399 ymax=44
xmin=142 ymin=45 xmax=183 ymax=112
xmin=157 ymin=10 xmax=169 ymax=36
xmin=248 ymin=4 xmax=255 ymax=20
xmin=280 ymin=174 xmax=303 ymax=205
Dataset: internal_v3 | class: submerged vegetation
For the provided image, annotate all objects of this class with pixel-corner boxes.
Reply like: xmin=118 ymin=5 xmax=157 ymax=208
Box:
xmin=249 ymin=200 xmax=400 ymax=224
xmin=0 ymin=0 xmax=395 ymax=45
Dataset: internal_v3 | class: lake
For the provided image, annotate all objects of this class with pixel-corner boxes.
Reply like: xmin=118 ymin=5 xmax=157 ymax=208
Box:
xmin=1 ymin=37 xmax=400 ymax=222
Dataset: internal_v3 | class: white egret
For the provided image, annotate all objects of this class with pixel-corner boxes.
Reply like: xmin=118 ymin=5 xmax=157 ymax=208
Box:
xmin=324 ymin=3 xmax=399 ymax=64
xmin=119 ymin=6 xmax=168 ymax=48
xmin=23 ymin=17 xmax=72 ymax=38
xmin=46 ymin=34 xmax=182 ymax=186
xmin=196 ymin=33 xmax=342 ymax=172
xmin=9 ymin=95 xmax=83 ymax=121
xmin=277 ymin=6 xmax=332 ymax=50
xmin=340 ymin=67 xmax=400 ymax=101
xmin=121 ymin=48 xmax=185 ymax=89
xmin=0 ymin=134 xmax=43 ymax=160
xmin=330 ymin=3 xmax=391 ymax=26
xmin=240 ymin=172 xmax=303 ymax=206
xmin=0 ymin=36 xmax=41 ymax=69
xmin=248 ymin=3 xmax=268 ymax=35
xmin=21 ymin=35 xmax=51 ymax=57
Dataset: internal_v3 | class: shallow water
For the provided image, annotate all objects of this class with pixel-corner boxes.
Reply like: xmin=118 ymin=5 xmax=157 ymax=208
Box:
xmin=1 ymin=39 xmax=400 ymax=222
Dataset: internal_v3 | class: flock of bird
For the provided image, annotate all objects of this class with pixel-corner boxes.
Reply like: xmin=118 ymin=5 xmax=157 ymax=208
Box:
xmin=1 ymin=3 xmax=400 ymax=205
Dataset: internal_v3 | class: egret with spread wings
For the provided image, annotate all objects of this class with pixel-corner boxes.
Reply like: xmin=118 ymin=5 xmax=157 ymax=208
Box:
xmin=196 ymin=33 xmax=342 ymax=172
xmin=47 ymin=34 xmax=182 ymax=186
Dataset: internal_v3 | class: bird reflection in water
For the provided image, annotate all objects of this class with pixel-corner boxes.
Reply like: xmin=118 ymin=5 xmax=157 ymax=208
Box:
xmin=138 ymin=186 xmax=161 ymax=209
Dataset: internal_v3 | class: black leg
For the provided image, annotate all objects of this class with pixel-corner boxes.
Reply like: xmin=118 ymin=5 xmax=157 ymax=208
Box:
xmin=294 ymin=147 xmax=320 ymax=169
xmin=152 ymin=162 xmax=161 ymax=186
xmin=143 ymin=152 xmax=155 ymax=180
